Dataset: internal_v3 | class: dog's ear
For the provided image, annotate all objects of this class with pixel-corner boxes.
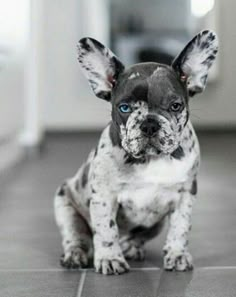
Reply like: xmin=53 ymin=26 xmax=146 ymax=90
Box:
xmin=77 ymin=37 xmax=125 ymax=101
xmin=172 ymin=30 xmax=218 ymax=97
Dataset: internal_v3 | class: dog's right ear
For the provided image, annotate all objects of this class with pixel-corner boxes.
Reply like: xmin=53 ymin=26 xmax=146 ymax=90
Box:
xmin=77 ymin=38 xmax=125 ymax=101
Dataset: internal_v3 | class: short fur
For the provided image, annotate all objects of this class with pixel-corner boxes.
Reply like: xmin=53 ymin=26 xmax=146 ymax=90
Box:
xmin=54 ymin=30 xmax=218 ymax=274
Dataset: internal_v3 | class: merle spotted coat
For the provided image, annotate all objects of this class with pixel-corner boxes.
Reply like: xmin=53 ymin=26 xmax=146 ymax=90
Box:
xmin=54 ymin=30 xmax=218 ymax=275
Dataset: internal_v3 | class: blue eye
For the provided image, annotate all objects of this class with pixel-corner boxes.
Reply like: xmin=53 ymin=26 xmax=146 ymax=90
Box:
xmin=119 ymin=103 xmax=131 ymax=113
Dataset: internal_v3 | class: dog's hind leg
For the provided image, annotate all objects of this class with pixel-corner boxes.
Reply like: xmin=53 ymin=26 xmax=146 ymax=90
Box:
xmin=120 ymin=220 xmax=165 ymax=261
xmin=54 ymin=182 xmax=92 ymax=268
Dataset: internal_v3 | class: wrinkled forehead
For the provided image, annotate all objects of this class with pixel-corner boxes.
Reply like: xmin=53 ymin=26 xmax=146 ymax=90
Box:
xmin=112 ymin=62 xmax=187 ymax=106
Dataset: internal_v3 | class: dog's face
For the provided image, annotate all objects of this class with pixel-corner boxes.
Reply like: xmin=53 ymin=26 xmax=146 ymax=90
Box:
xmin=77 ymin=31 xmax=218 ymax=158
xmin=110 ymin=64 xmax=189 ymax=157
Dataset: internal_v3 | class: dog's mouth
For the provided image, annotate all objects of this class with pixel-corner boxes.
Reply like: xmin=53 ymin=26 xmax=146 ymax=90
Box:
xmin=129 ymin=141 xmax=161 ymax=159
xmin=140 ymin=137 xmax=178 ymax=157
xmin=146 ymin=141 xmax=162 ymax=154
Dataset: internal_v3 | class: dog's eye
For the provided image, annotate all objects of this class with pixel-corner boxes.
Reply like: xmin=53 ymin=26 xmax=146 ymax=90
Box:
xmin=170 ymin=102 xmax=182 ymax=112
xmin=119 ymin=103 xmax=132 ymax=113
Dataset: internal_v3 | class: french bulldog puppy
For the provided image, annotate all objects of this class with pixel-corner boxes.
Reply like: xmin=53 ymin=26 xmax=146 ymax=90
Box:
xmin=54 ymin=30 xmax=218 ymax=275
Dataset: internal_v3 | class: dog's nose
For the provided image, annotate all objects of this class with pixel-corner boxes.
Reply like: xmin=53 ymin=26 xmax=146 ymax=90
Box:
xmin=140 ymin=116 xmax=161 ymax=137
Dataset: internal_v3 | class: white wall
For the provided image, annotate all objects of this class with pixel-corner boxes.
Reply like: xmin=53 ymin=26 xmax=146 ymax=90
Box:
xmin=190 ymin=0 xmax=235 ymax=129
xmin=0 ymin=0 xmax=29 ymax=139
xmin=42 ymin=0 xmax=110 ymax=131
xmin=0 ymin=58 xmax=24 ymax=139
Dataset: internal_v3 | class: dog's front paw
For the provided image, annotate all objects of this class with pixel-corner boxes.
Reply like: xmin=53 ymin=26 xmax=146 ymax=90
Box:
xmin=60 ymin=246 xmax=89 ymax=269
xmin=163 ymin=248 xmax=193 ymax=271
xmin=95 ymin=256 xmax=130 ymax=275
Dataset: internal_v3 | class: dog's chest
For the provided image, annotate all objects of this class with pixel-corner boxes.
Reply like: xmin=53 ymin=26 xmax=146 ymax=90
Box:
xmin=116 ymin=153 xmax=194 ymax=227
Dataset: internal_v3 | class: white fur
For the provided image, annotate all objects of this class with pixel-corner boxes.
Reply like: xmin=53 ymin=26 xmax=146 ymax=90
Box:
xmin=128 ymin=72 xmax=140 ymax=80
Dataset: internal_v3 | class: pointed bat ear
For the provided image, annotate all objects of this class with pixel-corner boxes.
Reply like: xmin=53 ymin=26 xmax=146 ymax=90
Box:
xmin=172 ymin=30 xmax=219 ymax=97
xmin=77 ymin=37 xmax=125 ymax=101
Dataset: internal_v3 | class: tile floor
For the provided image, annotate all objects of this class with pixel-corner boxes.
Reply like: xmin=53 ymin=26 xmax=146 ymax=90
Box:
xmin=0 ymin=131 xmax=236 ymax=296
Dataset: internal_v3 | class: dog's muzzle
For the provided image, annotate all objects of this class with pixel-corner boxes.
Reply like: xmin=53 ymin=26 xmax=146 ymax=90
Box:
xmin=140 ymin=115 xmax=161 ymax=138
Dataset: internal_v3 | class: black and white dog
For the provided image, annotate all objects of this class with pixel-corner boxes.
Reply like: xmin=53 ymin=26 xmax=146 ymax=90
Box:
xmin=54 ymin=30 xmax=218 ymax=275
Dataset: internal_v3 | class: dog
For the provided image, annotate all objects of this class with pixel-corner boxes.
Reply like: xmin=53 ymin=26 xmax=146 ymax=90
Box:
xmin=54 ymin=30 xmax=218 ymax=275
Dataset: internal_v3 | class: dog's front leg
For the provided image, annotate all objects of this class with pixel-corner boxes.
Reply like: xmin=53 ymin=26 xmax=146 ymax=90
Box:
xmin=90 ymin=192 xmax=130 ymax=275
xmin=163 ymin=181 xmax=197 ymax=271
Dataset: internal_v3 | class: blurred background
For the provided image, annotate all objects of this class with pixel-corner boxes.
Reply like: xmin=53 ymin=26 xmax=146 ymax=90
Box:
xmin=0 ymin=0 xmax=232 ymax=167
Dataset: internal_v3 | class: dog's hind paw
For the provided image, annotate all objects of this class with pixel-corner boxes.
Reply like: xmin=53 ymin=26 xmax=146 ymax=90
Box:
xmin=60 ymin=246 xmax=89 ymax=269
xmin=120 ymin=239 xmax=145 ymax=261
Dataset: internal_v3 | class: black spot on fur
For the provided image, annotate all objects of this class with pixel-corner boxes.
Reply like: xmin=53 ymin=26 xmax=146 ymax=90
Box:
xmin=91 ymin=187 xmax=96 ymax=194
xmin=109 ymin=220 xmax=115 ymax=228
xmin=171 ymin=146 xmax=184 ymax=160
xmin=102 ymin=241 xmax=113 ymax=248
xmin=160 ymin=138 xmax=165 ymax=145
xmin=57 ymin=183 xmax=66 ymax=196
xmin=100 ymin=143 xmax=105 ymax=149
xmin=91 ymin=201 xmax=101 ymax=206
xmin=96 ymin=91 xmax=111 ymax=101
xmin=79 ymin=38 xmax=93 ymax=51
xmin=86 ymin=197 xmax=91 ymax=207
xmin=201 ymin=74 xmax=208 ymax=85
xmin=94 ymin=147 xmax=98 ymax=158
xmin=82 ymin=164 xmax=90 ymax=188
xmin=190 ymin=179 xmax=197 ymax=195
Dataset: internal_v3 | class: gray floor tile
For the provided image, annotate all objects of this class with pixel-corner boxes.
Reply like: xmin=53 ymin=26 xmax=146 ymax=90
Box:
xmin=81 ymin=268 xmax=236 ymax=297
xmin=184 ymin=268 xmax=236 ymax=297
xmin=0 ymin=271 xmax=80 ymax=297
xmin=81 ymin=269 xmax=161 ymax=297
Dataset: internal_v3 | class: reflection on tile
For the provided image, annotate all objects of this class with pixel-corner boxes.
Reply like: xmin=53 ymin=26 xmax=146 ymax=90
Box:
xmin=81 ymin=268 xmax=236 ymax=297
xmin=186 ymin=268 xmax=236 ymax=297
xmin=0 ymin=271 xmax=80 ymax=297
xmin=81 ymin=270 xmax=161 ymax=297
xmin=156 ymin=270 xmax=194 ymax=297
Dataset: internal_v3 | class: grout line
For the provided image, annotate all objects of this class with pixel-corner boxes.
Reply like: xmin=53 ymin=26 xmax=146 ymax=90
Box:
xmin=0 ymin=267 xmax=161 ymax=273
xmin=200 ymin=266 xmax=236 ymax=270
xmin=0 ymin=268 xmax=68 ymax=273
xmin=0 ymin=266 xmax=236 ymax=273
xmin=77 ymin=271 xmax=86 ymax=297
xmin=131 ymin=267 xmax=160 ymax=271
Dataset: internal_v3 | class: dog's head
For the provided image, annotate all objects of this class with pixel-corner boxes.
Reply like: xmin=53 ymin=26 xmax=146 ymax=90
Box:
xmin=77 ymin=30 xmax=218 ymax=158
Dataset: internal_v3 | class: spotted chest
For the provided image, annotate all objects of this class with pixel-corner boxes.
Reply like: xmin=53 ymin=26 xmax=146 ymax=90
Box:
xmin=116 ymin=149 xmax=198 ymax=228
xmin=117 ymin=185 xmax=179 ymax=229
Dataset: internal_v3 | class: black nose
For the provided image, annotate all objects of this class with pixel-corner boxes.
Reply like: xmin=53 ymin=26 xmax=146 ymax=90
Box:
xmin=140 ymin=116 xmax=160 ymax=137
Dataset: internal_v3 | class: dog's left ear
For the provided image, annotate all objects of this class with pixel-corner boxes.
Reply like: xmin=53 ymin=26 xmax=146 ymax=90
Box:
xmin=172 ymin=30 xmax=218 ymax=97
xmin=77 ymin=37 xmax=125 ymax=101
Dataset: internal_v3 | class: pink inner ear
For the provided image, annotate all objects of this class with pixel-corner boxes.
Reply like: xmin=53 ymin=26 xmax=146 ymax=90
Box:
xmin=180 ymin=74 xmax=187 ymax=83
xmin=107 ymin=74 xmax=116 ymax=87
